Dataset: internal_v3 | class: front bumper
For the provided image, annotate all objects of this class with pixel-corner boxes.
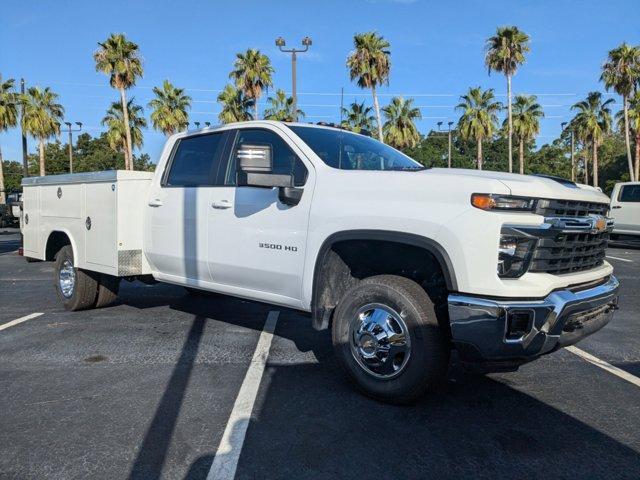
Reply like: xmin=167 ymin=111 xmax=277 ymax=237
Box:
xmin=448 ymin=275 xmax=619 ymax=363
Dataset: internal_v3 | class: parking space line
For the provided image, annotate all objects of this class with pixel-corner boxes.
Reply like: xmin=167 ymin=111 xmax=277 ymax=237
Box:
xmin=0 ymin=312 xmax=44 ymax=332
xmin=606 ymin=255 xmax=633 ymax=263
xmin=207 ymin=310 xmax=279 ymax=480
xmin=567 ymin=346 xmax=640 ymax=388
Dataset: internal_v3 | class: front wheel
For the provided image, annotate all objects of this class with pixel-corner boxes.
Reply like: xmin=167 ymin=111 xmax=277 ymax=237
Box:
xmin=53 ymin=245 xmax=98 ymax=311
xmin=332 ymin=275 xmax=450 ymax=404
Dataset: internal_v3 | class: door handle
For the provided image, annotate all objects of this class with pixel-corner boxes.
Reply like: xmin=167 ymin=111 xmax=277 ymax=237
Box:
xmin=612 ymin=205 xmax=622 ymax=209
xmin=211 ymin=200 xmax=232 ymax=209
xmin=148 ymin=199 xmax=164 ymax=207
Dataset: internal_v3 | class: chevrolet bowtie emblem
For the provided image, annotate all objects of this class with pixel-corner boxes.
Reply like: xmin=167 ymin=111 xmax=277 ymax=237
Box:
xmin=593 ymin=216 xmax=607 ymax=233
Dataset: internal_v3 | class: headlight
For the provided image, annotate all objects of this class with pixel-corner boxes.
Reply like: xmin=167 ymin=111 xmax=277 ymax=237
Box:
xmin=471 ymin=194 xmax=536 ymax=211
xmin=498 ymin=230 xmax=537 ymax=278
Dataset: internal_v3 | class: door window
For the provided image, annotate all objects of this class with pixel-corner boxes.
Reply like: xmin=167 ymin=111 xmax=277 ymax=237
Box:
xmin=164 ymin=132 xmax=227 ymax=187
xmin=223 ymin=129 xmax=308 ymax=187
xmin=619 ymin=184 xmax=640 ymax=202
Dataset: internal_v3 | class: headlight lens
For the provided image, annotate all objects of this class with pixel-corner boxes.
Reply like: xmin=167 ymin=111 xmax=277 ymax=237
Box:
xmin=498 ymin=232 xmax=537 ymax=278
xmin=471 ymin=194 xmax=536 ymax=211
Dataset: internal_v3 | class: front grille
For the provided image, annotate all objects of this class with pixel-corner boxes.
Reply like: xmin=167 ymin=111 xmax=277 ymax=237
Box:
xmin=535 ymin=199 xmax=609 ymax=218
xmin=529 ymin=230 xmax=609 ymax=275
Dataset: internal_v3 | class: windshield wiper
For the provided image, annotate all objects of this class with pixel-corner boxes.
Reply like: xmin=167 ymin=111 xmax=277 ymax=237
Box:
xmin=386 ymin=166 xmax=428 ymax=171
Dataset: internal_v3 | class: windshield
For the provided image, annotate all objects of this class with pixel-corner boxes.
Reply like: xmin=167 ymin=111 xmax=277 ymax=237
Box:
xmin=288 ymin=125 xmax=425 ymax=171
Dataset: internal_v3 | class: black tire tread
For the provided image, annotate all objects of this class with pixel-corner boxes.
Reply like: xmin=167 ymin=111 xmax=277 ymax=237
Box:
xmin=95 ymin=274 xmax=120 ymax=308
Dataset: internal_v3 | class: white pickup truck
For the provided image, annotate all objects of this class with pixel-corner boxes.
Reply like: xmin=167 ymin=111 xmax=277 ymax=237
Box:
xmin=21 ymin=121 xmax=620 ymax=403
xmin=610 ymin=181 xmax=640 ymax=244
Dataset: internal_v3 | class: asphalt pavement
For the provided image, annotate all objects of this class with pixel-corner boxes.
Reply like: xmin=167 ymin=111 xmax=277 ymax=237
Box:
xmin=1 ymin=227 xmax=639 ymax=479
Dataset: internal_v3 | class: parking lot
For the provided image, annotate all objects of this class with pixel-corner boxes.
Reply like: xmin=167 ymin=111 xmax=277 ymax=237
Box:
xmin=1 ymin=227 xmax=639 ymax=479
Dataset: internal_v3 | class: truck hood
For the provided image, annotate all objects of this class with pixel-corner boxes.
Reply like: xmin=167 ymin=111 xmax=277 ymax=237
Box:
xmin=428 ymin=168 xmax=611 ymax=204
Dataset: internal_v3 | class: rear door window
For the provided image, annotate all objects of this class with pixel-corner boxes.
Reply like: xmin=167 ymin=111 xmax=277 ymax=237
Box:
xmin=164 ymin=132 xmax=227 ymax=187
xmin=619 ymin=184 xmax=640 ymax=202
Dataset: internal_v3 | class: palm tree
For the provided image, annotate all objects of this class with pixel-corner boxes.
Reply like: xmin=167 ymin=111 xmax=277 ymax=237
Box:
xmin=504 ymin=95 xmax=544 ymax=174
xmin=263 ymin=89 xmax=304 ymax=121
xmin=346 ymin=32 xmax=391 ymax=142
xmin=601 ymin=43 xmax=640 ymax=181
xmin=101 ymin=99 xmax=146 ymax=162
xmin=148 ymin=80 xmax=192 ymax=136
xmin=571 ymin=92 xmax=614 ymax=187
xmin=341 ymin=101 xmax=376 ymax=134
xmin=229 ymin=49 xmax=273 ymax=120
xmin=21 ymin=87 xmax=64 ymax=176
xmin=616 ymin=91 xmax=640 ymax=181
xmin=217 ymin=84 xmax=254 ymax=124
xmin=456 ymin=87 xmax=502 ymax=170
xmin=485 ymin=26 xmax=531 ymax=173
xmin=0 ymin=76 xmax=18 ymax=203
xmin=381 ymin=97 xmax=422 ymax=149
xmin=94 ymin=33 xmax=143 ymax=170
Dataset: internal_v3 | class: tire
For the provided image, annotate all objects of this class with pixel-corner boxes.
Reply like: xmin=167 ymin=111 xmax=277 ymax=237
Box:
xmin=332 ymin=275 xmax=450 ymax=404
xmin=95 ymin=274 xmax=120 ymax=308
xmin=53 ymin=245 xmax=98 ymax=311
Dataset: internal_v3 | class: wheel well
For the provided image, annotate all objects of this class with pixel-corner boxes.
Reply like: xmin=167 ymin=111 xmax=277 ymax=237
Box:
xmin=45 ymin=231 xmax=72 ymax=261
xmin=312 ymin=234 xmax=454 ymax=332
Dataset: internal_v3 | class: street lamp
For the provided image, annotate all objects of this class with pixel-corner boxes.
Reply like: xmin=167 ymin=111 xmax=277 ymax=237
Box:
xmin=561 ymin=121 xmax=575 ymax=182
xmin=62 ymin=121 xmax=82 ymax=173
xmin=437 ymin=121 xmax=455 ymax=168
xmin=276 ymin=36 xmax=312 ymax=122
xmin=20 ymin=79 xmax=28 ymax=177
xmin=194 ymin=121 xmax=200 ymax=129
xmin=204 ymin=122 xmax=211 ymax=127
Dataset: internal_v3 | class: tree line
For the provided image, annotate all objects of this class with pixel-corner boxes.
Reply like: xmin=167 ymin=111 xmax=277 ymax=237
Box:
xmin=1 ymin=29 xmax=639 ymax=204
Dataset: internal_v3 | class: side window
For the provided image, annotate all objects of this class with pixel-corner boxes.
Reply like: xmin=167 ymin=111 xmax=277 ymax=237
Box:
xmin=164 ymin=133 xmax=226 ymax=187
xmin=225 ymin=129 xmax=308 ymax=187
xmin=619 ymin=184 xmax=640 ymax=202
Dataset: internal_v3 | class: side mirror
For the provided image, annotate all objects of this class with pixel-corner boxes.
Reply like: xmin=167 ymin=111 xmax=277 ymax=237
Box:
xmin=236 ymin=143 xmax=292 ymax=188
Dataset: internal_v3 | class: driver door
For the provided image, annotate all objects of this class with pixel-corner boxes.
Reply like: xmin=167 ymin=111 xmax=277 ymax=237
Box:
xmin=207 ymin=126 xmax=314 ymax=307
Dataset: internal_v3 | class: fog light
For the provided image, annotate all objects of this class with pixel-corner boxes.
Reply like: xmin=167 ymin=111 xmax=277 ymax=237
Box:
xmin=506 ymin=310 xmax=534 ymax=340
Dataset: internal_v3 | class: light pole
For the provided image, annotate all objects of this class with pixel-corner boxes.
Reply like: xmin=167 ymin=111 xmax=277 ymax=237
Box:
xmin=437 ymin=121 xmax=455 ymax=168
xmin=194 ymin=121 xmax=201 ymax=129
xmin=447 ymin=121 xmax=453 ymax=168
xmin=20 ymin=79 xmax=28 ymax=177
xmin=561 ymin=122 xmax=575 ymax=182
xmin=276 ymin=36 xmax=312 ymax=122
xmin=62 ymin=121 xmax=82 ymax=174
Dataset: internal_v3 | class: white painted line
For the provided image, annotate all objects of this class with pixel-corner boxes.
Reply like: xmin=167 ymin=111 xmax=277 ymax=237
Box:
xmin=0 ymin=312 xmax=44 ymax=332
xmin=567 ymin=346 xmax=640 ymax=388
xmin=207 ymin=311 xmax=279 ymax=480
xmin=606 ymin=255 xmax=633 ymax=263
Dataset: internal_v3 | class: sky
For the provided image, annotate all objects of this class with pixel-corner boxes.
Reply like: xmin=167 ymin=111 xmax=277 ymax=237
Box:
xmin=1 ymin=0 xmax=639 ymax=164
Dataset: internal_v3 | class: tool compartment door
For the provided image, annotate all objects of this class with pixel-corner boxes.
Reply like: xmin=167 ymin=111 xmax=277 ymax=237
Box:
xmin=84 ymin=182 xmax=117 ymax=274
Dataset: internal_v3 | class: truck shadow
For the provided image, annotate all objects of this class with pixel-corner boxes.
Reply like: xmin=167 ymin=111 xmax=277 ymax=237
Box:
xmin=127 ymin=315 xmax=207 ymax=480
xmin=182 ymin=367 xmax=640 ymax=479
xmin=120 ymin=283 xmax=640 ymax=479
xmin=120 ymin=281 xmax=331 ymax=362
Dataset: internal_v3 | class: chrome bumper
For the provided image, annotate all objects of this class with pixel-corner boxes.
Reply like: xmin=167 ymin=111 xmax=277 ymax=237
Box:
xmin=448 ymin=276 xmax=619 ymax=362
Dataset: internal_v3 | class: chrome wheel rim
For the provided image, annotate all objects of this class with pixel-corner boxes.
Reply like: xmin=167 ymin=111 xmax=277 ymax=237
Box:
xmin=349 ymin=303 xmax=411 ymax=379
xmin=59 ymin=259 xmax=76 ymax=298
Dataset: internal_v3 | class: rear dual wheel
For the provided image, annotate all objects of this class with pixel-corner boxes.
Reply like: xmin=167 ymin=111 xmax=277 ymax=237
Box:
xmin=332 ymin=275 xmax=450 ymax=404
xmin=53 ymin=245 xmax=119 ymax=311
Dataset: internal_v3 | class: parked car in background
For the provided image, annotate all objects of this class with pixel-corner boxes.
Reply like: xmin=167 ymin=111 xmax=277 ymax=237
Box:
xmin=610 ymin=182 xmax=640 ymax=245
xmin=0 ymin=192 xmax=22 ymax=228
